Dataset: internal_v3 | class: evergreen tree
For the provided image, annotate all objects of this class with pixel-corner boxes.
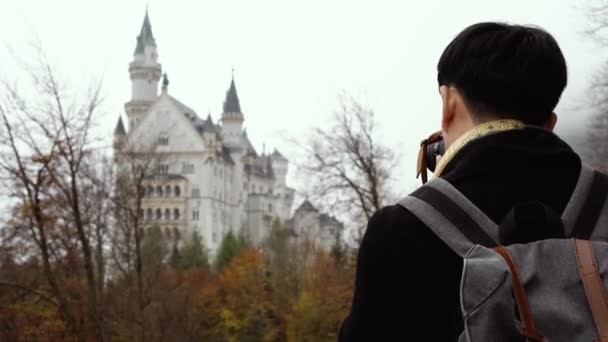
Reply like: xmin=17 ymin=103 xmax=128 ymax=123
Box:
xmin=263 ymin=218 xmax=302 ymax=313
xmin=215 ymin=230 xmax=246 ymax=272
xmin=179 ymin=231 xmax=209 ymax=270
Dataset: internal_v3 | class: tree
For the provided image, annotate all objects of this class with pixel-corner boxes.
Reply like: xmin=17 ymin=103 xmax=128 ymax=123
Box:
xmin=179 ymin=231 xmax=209 ymax=270
xmin=109 ymin=137 xmax=173 ymax=341
xmin=215 ymin=230 xmax=248 ymax=272
xmin=218 ymin=248 xmax=272 ymax=341
xmin=0 ymin=44 xmax=105 ymax=341
xmin=141 ymin=225 xmax=168 ymax=270
xmin=298 ymin=94 xmax=397 ymax=245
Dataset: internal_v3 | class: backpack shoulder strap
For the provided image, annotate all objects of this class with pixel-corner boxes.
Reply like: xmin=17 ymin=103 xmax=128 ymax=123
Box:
xmin=562 ymin=165 xmax=608 ymax=240
xmin=398 ymin=178 xmax=499 ymax=257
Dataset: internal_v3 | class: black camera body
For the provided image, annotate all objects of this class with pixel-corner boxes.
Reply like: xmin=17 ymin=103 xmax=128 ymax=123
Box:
xmin=425 ymin=139 xmax=445 ymax=172
xmin=416 ymin=131 xmax=444 ymax=184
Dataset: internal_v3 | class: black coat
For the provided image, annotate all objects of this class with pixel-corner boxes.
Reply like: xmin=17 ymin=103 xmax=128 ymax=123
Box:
xmin=338 ymin=127 xmax=582 ymax=341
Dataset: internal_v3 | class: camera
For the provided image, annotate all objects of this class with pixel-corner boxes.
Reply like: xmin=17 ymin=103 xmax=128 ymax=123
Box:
xmin=417 ymin=131 xmax=444 ymax=184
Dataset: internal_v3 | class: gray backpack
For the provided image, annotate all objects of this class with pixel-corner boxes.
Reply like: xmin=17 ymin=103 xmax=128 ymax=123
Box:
xmin=398 ymin=166 xmax=608 ymax=342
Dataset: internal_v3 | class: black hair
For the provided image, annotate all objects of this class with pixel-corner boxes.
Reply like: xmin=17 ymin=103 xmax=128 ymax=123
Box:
xmin=437 ymin=22 xmax=567 ymax=125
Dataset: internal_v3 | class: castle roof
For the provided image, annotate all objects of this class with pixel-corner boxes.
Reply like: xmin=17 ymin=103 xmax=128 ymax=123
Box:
xmin=223 ymin=77 xmax=242 ymax=114
xmin=319 ymin=213 xmax=343 ymax=228
xmin=242 ymin=130 xmax=258 ymax=157
xmin=296 ymin=199 xmax=318 ymax=213
xmin=114 ymin=116 xmax=126 ymax=136
xmin=134 ymin=10 xmax=156 ymax=55
xmin=244 ymin=154 xmax=275 ymax=179
xmin=201 ymin=114 xmax=217 ymax=133
xmin=272 ymin=148 xmax=287 ymax=161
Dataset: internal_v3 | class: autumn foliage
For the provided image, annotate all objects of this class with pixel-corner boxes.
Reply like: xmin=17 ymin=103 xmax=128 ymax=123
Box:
xmin=0 ymin=233 xmax=354 ymax=341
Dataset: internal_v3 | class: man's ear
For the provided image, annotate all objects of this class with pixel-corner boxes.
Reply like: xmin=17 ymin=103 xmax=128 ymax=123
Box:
xmin=544 ymin=112 xmax=558 ymax=131
xmin=440 ymin=85 xmax=455 ymax=132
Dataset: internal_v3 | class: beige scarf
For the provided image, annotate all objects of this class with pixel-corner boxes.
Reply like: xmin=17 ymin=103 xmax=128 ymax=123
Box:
xmin=434 ymin=119 xmax=525 ymax=178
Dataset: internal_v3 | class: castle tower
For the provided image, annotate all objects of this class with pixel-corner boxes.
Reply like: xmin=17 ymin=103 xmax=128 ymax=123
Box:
xmin=220 ymin=73 xmax=244 ymax=148
xmin=271 ymin=148 xmax=288 ymax=186
xmin=125 ymin=9 xmax=162 ymax=130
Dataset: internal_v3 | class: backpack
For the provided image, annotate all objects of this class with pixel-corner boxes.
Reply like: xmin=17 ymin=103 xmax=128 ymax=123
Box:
xmin=398 ymin=165 xmax=608 ymax=342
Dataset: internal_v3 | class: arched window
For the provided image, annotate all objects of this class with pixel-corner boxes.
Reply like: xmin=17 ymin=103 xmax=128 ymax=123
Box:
xmin=173 ymin=227 xmax=180 ymax=241
xmin=156 ymin=186 xmax=163 ymax=197
xmin=165 ymin=228 xmax=172 ymax=239
xmin=174 ymin=208 xmax=180 ymax=220
xmin=165 ymin=185 xmax=172 ymax=197
xmin=164 ymin=208 xmax=171 ymax=220
xmin=174 ymin=186 xmax=181 ymax=197
xmin=155 ymin=209 xmax=162 ymax=220
xmin=147 ymin=208 xmax=153 ymax=220
xmin=147 ymin=185 xmax=154 ymax=196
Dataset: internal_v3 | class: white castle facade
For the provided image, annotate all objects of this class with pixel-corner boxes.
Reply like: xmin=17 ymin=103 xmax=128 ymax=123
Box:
xmin=113 ymin=11 xmax=296 ymax=254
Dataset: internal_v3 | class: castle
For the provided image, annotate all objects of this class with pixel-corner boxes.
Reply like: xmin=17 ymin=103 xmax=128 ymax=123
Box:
xmin=112 ymin=10 xmax=296 ymax=254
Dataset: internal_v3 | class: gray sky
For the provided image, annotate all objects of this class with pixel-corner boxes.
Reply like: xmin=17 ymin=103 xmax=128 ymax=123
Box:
xmin=0 ymin=0 xmax=601 ymax=195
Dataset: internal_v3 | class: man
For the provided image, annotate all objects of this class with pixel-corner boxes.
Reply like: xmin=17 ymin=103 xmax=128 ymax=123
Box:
xmin=338 ymin=22 xmax=579 ymax=341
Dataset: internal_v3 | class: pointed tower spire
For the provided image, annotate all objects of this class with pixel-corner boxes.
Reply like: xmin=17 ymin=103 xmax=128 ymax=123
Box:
xmin=134 ymin=9 xmax=156 ymax=55
xmin=161 ymin=73 xmax=169 ymax=94
xmin=223 ymin=73 xmax=242 ymax=114
xmin=114 ymin=116 xmax=126 ymax=136
xmin=221 ymin=71 xmax=244 ymax=148
xmin=201 ymin=113 xmax=216 ymax=133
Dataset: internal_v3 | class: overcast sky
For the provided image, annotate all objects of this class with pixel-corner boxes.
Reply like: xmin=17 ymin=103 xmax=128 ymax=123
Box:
xmin=0 ymin=0 xmax=602 ymax=195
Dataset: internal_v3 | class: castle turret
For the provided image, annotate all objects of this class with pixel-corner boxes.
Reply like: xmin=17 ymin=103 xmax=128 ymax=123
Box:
xmin=201 ymin=113 xmax=218 ymax=147
xmin=125 ymin=9 xmax=162 ymax=131
xmin=113 ymin=116 xmax=127 ymax=151
xmin=220 ymin=73 xmax=244 ymax=148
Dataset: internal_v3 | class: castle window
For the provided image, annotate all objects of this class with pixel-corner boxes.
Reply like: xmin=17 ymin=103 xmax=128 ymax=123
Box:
xmin=174 ymin=208 xmax=180 ymax=220
xmin=164 ymin=208 xmax=171 ymax=220
xmin=165 ymin=228 xmax=172 ymax=240
xmin=156 ymin=186 xmax=163 ymax=197
xmin=156 ymin=209 xmax=162 ymax=220
xmin=139 ymin=208 xmax=144 ymax=218
xmin=147 ymin=208 xmax=153 ymax=220
xmin=165 ymin=185 xmax=172 ymax=197
xmin=191 ymin=187 xmax=200 ymax=198
xmin=174 ymin=186 xmax=181 ymax=197
xmin=147 ymin=185 xmax=154 ymax=196
xmin=158 ymin=132 xmax=169 ymax=146
xmin=192 ymin=210 xmax=199 ymax=221
xmin=182 ymin=163 xmax=194 ymax=174
xmin=157 ymin=164 xmax=169 ymax=174
xmin=173 ymin=227 xmax=180 ymax=241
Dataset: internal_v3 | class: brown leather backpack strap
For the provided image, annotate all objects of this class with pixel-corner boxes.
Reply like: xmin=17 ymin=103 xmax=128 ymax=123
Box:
xmin=495 ymin=246 xmax=545 ymax=342
xmin=572 ymin=239 xmax=608 ymax=342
